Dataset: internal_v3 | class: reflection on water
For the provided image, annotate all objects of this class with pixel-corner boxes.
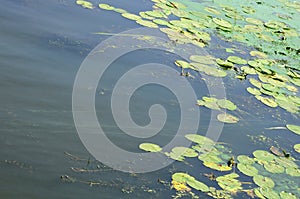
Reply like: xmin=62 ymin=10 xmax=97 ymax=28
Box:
xmin=0 ymin=0 xmax=299 ymax=198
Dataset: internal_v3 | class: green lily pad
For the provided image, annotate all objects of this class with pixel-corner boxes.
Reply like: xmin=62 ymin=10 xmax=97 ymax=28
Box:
xmin=198 ymin=153 xmax=222 ymax=163
xmin=217 ymin=113 xmax=239 ymax=123
xmin=187 ymin=179 xmax=209 ymax=192
xmin=172 ymin=147 xmax=198 ymax=158
xmin=216 ymin=58 xmax=234 ymax=68
xmin=245 ymin=18 xmax=263 ymax=25
xmin=185 ymin=134 xmax=214 ymax=145
xmin=191 ymin=63 xmax=227 ymax=77
xmin=190 ymin=55 xmax=215 ymax=65
xmin=76 ymin=0 xmax=93 ymax=9
xmin=241 ymin=66 xmax=256 ymax=75
xmin=152 ymin=19 xmax=169 ymax=26
xmin=259 ymin=187 xmax=280 ymax=199
xmin=139 ymin=143 xmax=162 ymax=152
xmin=253 ymin=175 xmax=275 ymax=188
xmin=136 ymin=19 xmax=159 ymax=28
xmin=254 ymin=188 xmax=266 ymax=199
xmin=263 ymin=161 xmax=285 ymax=173
xmin=294 ymin=144 xmax=300 ymax=153
xmin=247 ymin=87 xmax=261 ymax=95
xmin=216 ymin=173 xmax=242 ymax=193
xmin=167 ymin=152 xmax=185 ymax=162
xmin=250 ymin=51 xmax=268 ymax=58
xmin=259 ymin=97 xmax=278 ymax=108
xmin=286 ymin=167 xmax=300 ymax=177
xmin=203 ymin=162 xmax=232 ymax=171
xmin=217 ymin=99 xmax=237 ymax=111
xmin=121 ymin=13 xmax=142 ymax=21
xmin=212 ymin=18 xmax=232 ymax=29
xmin=286 ymin=124 xmax=300 ymax=135
xmin=253 ymin=150 xmax=275 ymax=161
xmin=227 ymin=56 xmax=247 ymax=65
xmin=237 ymin=155 xmax=255 ymax=164
xmin=172 ymin=172 xmax=194 ymax=183
xmin=204 ymin=7 xmax=221 ymax=15
xmin=280 ymin=191 xmax=298 ymax=199
xmin=237 ymin=163 xmax=258 ymax=176
xmin=249 ymin=78 xmax=262 ymax=88
xmin=98 ymin=3 xmax=114 ymax=10
xmin=175 ymin=60 xmax=191 ymax=69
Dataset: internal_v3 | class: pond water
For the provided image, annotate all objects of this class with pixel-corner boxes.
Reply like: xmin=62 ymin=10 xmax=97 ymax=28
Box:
xmin=0 ymin=0 xmax=299 ymax=198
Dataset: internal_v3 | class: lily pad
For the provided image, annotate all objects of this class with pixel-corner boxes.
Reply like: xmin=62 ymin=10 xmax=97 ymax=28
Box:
xmin=241 ymin=66 xmax=256 ymax=75
xmin=237 ymin=155 xmax=255 ymax=164
xmin=286 ymin=167 xmax=300 ymax=177
xmin=172 ymin=147 xmax=198 ymax=158
xmin=217 ymin=99 xmax=237 ymax=111
xmin=227 ymin=56 xmax=247 ymax=64
xmin=253 ymin=175 xmax=275 ymax=188
xmin=253 ymin=150 xmax=275 ymax=161
xmin=76 ymin=0 xmax=93 ymax=9
xmin=187 ymin=179 xmax=209 ymax=192
xmin=259 ymin=97 xmax=278 ymax=108
xmin=212 ymin=18 xmax=232 ymax=29
xmin=203 ymin=162 xmax=232 ymax=171
xmin=247 ymin=87 xmax=261 ymax=95
xmin=237 ymin=163 xmax=258 ymax=176
xmin=172 ymin=172 xmax=194 ymax=183
xmin=122 ymin=13 xmax=142 ymax=20
xmin=280 ymin=191 xmax=298 ymax=199
xmin=98 ymin=3 xmax=114 ymax=10
xmin=175 ymin=60 xmax=191 ymax=69
xmin=286 ymin=124 xmax=300 ymax=135
xmin=259 ymin=187 xmax=280 ymax=199
xmin=136 ymin=19 xmax=159 ymax=28
xmin=139 ymin=143 xmax=162 ymax=152
xmin=294 ymin=143 xmax=300 ymax=153
xmin=216 ymin=58 xmax=234 ymax=68
xmin=217 ymin=113 xmax=239 ymax=123
xmin=263 ymin=161 xmax=285 ymax=173
xmin=185 ymin=134 xmax=214 ymax=145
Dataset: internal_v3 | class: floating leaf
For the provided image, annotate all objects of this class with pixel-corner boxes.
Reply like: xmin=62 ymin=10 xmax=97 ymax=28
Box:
xmin=191 ymin=63 xmax=227 ymax=77
xmin=286 ymin=167 xmax=300 ymax=177
xmin=217 ymin=113 xmax=239 ymax=123
xmin=136 ymin=19 xmax=159 ymax=28
xmin=190 ymin=55 xmax=215 ymax=65
xmin=212 ymin=18 xmax=232 ymax=29
xmin=286 ymin=124 xmax=300 ymax=135
xmin=187 ymin=179 xmax=209 ymax=192
xmin=98 ymin=3 xmax=114 ymax=10
xmin=294 ymin=144 xmax=300 ymax=153
xmin=217 ymin=99 xmax=237 ymax=111
xmin=253 ymin=175 xmax=275 ymax=188
xmin=198 ymin=153 xmax=222 ymax=163
xmin=185 ymin=134 xmax=214 ymax=145
xmin=253 ymin=150 xmax=275 ymax=161
xmin=247 ymin=87 xmax=261 ymax=95
xmin=259 ymin=187 xmax=280 ymax=199
xmin=263 ymin=161 xmax=285 ymax=173
xmin=260 ymin=97 xmax=278 ymax=108
xmin=250 ymin=51 xmax=267 ymax=58
xmin=216 ymin=173 xmax=242 ymax=193
xmin=76 ymin=0 xmax=93 ymax=9
xmin=171 ymin=180 xmax=191 ymax=192
xmin=227 ymin=56 xmax=247 ymax=65
xmin=237 ymin=163 xmax=258 ymax=176
xmin=139 ymin=143 xmax=162 ymax=152
xmin=245 ymin=18 xmax=263 ymax=25
xmin=216 ymin=58 xmax=234 ymax=68
xmin=175 ymin=60 xmax=191 ymax=69
xmin=203 ymin=162 xmax=232 ymax=171
xmin=237 ymin=155 xmax=255 ymax=164
xmin=122 ymin=13 xmax=142 ymax=20
xmin=280 ymin=191 xmax=297 ymax=199
xmin=172 ymin=147 xmax=198 ymax=158
xmin=241 ymin=66 xmax=256 ymax=75
xmin=172 ymin=172 xmax=194 ymax=183
xmin=249 ymin=78 xmax=262 ymax=88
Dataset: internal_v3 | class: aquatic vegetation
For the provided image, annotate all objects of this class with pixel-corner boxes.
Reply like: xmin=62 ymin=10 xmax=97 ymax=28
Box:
xmin=217 ymin=113 xmax=239 ymax=124
xmin=139 ymin=143 xmax=162 ymax=152
xmin=77 ymin=0 xmax=300 ymax=198
xmin=76 ymin=0 xmax=93 ymax=9
xmin=286 ymin=124 xmax=300 ymax=135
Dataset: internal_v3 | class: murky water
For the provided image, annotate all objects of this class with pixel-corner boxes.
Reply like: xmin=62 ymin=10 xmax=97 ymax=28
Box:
xmin=0 ymin=0 xmax=299 ymax=198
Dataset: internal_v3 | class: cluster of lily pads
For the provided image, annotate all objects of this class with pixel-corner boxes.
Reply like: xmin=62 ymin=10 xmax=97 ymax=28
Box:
xmin=139 ymin=132 xmax=299 ymax=199
xmin=75 ymin=0 xmax=300 ymax=198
